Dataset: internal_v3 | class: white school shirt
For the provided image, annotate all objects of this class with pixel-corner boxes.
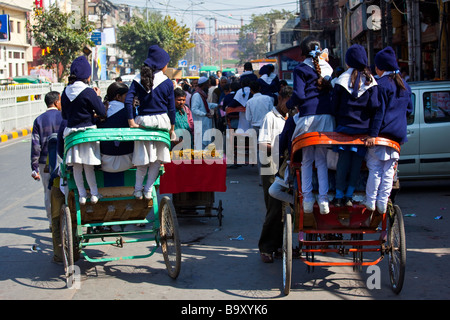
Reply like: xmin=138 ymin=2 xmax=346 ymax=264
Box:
xmin=258 ymin=107 xmax=286 ymax=175
xmin=245 ymin=93 xmax=275 ymax=128
xmin=233 ymin=86 xmax=251 ymax=132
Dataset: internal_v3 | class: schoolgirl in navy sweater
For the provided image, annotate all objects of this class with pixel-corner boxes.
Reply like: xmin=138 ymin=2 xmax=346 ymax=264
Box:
xmin=285 ymin=36 xmax=335 ymax=214
xmin=98 ymin=81 xmax=134 ymax=172
xmin=363 ymin=46 xmax=413 ymax=214
xmin=124 ymin=45 xmax=175 ymax=200
xmin=331 ymin=44 xmax=379 ymax=207
xmin=61 ymin=56 xmax=106 ymax=205
xmin=258 ymin=64 xmax=280 ymax=104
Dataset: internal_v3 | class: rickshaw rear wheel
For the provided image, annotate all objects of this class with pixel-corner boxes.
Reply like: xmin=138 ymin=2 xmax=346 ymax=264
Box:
xmin=60 ymin=204 xmax=75 ymax=287
xmin=159 ymin=196 xmax=181 ymax=279
xmin=282 ymin=205 xmax=293 ymax=295
xmin=387 ymin=204 xmax=406 ymax=294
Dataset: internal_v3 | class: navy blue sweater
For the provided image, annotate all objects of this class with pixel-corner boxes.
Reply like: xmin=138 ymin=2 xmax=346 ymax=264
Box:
xmin=332 ymin=83 xmax=380 ymax=132
xmin=286 ymin=63 xmax=332 ymax=116
xmin=369 ymin=76 xmax=413 ymax=144
xmin=31 ymin=108 xmax=63 ymax=171
xmin=97 ymin=108 xmax=134 ymax=155
xmin=61 ymin=87 xmax=106 ymax=128
xmin=240 ymin=72 xmax=258 ymax=85
xmin=258 ymin=76 xmax=280 ymax=98
xmin=279 ymin=115 xmax=296 ymax=158
xmin=57 ymin=119 xmax=67 ymax=159
xmin=124 ymin=78 xmax=176 ymax=125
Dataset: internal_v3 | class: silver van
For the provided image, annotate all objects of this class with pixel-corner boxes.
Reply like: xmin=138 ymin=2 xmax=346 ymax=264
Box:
xmin=398 ymin=81 xmax=450 ymax=180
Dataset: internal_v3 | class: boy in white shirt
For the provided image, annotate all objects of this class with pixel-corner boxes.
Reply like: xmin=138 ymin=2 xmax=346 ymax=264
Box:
xmin=245 ymin=81 xmax=274 ymax=131
xmin=257 ymin=86 xmax=292 ymax=263
xmin=246 ymin=81 xmax=275 ymax=178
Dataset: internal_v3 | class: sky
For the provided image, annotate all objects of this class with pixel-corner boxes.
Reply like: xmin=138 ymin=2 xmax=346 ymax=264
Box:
xmin=110 ymin=0 xmax=299 ymax=32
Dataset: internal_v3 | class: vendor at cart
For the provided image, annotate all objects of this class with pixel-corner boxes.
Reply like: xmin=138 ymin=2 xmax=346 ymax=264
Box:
xmin=173 ymin=87 xmax=194 ymax=149
xmin=191 ymin=76 xmax=218 ymax=149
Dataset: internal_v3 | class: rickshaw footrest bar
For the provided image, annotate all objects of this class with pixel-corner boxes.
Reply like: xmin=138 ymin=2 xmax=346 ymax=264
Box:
xmin=81 ymin=229 xmax=156 ymax=240
xmin=300 ymin=256 xmax=384 ymax=267
xmin=302 ymin=240 xmax=382 ymax=246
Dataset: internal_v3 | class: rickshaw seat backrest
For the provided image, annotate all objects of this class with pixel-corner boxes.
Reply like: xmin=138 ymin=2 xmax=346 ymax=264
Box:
xmin=290 ymin=132 xmax=401 ymax=166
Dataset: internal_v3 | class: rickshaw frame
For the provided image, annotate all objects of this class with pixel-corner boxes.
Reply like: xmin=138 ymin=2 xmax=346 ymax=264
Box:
xmin=60 ymin=127 xmax=181 ymax=285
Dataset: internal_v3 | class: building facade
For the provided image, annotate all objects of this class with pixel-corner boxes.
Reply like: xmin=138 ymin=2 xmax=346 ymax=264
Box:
xmin=87 ymin=0 xmax=134 ymax=78
xmin=190 ymin=18 xmax=242 ymax=71
xmin=270 ymin=0 xmax=449 ymax=82
xmin=0 ymin=0 xmax=33 ymax=79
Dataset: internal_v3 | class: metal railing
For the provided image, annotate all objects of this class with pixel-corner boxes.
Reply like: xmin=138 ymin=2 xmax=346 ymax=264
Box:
xmin=0 ymin=81 xmax=114 ymax=133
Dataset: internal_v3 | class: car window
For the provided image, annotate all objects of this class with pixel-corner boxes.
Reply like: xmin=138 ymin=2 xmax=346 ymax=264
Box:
xmin=424 ymin=91 xmax=450 ymax=123
xmin=408 ymin=93 xmax=415 ymax=125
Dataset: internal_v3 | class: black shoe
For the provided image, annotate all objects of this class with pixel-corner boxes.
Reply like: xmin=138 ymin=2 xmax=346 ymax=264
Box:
xmin=260 ymin=252 xmax=274 ymax=263
xmin=343 ymin=197 xmax=353 ymax=207
xmin=332 ymin=198 xmax=343 ymax=207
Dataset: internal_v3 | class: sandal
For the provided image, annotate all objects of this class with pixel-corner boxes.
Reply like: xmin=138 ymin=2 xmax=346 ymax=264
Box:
xmin=260 ymin=252 xmax=274 ymax=263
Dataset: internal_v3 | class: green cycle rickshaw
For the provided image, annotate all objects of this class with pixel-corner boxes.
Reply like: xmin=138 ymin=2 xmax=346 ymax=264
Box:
xmin=59 ymin=128 xmax=181 ymax=287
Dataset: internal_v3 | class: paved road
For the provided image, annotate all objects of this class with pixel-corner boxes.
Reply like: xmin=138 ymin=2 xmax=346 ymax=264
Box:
xmin=0 ymin=136 xmax=449 ymax=302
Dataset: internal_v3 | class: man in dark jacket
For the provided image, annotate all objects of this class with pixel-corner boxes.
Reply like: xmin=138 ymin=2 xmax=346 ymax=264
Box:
xmin=30 ymin=91 xmax=63 ymax=228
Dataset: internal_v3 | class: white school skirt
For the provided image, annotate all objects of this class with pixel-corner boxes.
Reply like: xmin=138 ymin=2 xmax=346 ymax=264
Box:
xmin=101 ymin=153 xmax=133 ymax=172
xmin=132 ymin=114 xmax=171 ymax=166
xmin=292 ymin=114 xmax=335 ymax=139
xmin=64 ymin=125 xmax=101 ymax=166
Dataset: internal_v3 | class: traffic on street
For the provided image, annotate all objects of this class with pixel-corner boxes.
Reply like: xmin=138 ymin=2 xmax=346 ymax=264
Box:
xmin=0 ymin=136 xmax=449 ymax=302
xmin=1 ymin=0 xmax=450 ymax=305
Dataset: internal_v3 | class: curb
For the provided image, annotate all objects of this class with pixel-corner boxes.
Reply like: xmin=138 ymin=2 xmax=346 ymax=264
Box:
xmin=0 ymin=127 xmax=32 ymax=143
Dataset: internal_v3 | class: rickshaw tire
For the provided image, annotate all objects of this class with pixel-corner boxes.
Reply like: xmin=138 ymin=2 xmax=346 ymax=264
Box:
xmin=159 ymin=196 xmax=181 ymax=279
xmin=60 ymin=204 xmax=75 ymax=287
xmin=387 ymin=204 xmax=406 ymax=294
xmin=283 ymin=209 xmax=293 ymax=295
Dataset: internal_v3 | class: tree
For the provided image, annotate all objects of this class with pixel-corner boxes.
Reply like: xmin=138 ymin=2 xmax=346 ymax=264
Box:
xmin=237 ymin=10 xmax=294 ymax=64
xmin=117 ymin=11 xmax=194 ymax=70
xmin=27 ymin=4 xmax=94 ymax=82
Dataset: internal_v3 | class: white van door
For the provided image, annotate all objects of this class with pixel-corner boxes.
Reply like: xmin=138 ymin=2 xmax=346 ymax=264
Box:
xmin=418 ymin=89 xmax=450 ymax=176
xmin=398 ymin=91 xmax=420 ymax=178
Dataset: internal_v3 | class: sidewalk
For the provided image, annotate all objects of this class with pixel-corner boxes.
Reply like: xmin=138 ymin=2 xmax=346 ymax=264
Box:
xmin=0 ymin=127 xmax=32 ymax=143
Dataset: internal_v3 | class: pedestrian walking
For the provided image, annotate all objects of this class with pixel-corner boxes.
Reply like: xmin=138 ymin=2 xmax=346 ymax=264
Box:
xmin=30 ymin=91 xmax=63 ymax=227
xmin=257 ymin=86 xmax=290 ymax=263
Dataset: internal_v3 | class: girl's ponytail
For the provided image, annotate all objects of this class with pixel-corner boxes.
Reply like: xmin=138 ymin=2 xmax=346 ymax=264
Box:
xmin=301 ymin=36 xmax=331 ymax=92
xmin=391 ymin=71 xmax=407 ymax=92
xmin=141 ymin=64 xmax=156 ymax=92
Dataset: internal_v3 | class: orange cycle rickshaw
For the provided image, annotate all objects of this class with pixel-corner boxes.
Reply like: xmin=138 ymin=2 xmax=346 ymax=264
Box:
xmin=282 ymin=132 xmax=406 ymax=295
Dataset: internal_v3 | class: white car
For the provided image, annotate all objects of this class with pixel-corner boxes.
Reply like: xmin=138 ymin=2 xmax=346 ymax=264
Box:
xmin=398 ymin=81 xmax=450 ymax=180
